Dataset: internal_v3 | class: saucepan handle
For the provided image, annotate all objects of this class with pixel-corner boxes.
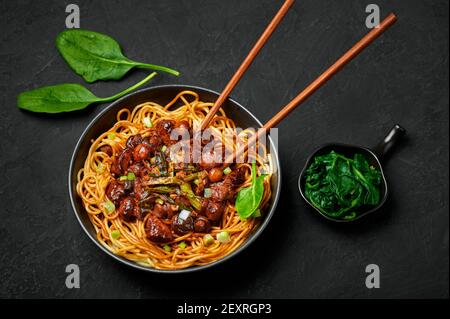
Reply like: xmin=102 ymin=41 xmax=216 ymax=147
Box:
xmin=372 ymin=124 xmax=406 ymax=160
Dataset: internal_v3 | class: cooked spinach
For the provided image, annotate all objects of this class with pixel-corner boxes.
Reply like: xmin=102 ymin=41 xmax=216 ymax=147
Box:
xmin=18 ymin=72 xmax=157 ymax=113
xmin=236 ymin=162 xmax=267 ymax=219
xmin=56 ymin=29 xmax=179 ymax=82
xmin=304 ymin=151 xmax=381 ymax=220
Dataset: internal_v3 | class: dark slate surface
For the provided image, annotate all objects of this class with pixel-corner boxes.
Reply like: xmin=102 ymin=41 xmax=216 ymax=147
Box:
xmin=0 ymin=0 xmax=448 ymax=298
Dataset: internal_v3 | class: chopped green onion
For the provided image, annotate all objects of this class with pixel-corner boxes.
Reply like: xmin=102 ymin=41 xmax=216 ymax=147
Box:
xmin=104 ymin=201 xmax=115 ymax=214
xmin=217 ymin=231 xmax=231 ymax=243
xmin=223 ymin=167 xmax=232 ymax=175
xmin=127 ymin=172 xmax=136 ymax=181
xmin=155 ymin=198 xmax=164 ymax=205
xmin=143 ymin=117 xmax=153 ymax=128
xmin=161 ymin=145 xmax=167 ymax=152
xmin=163 ymin=244 xmax=171 ymax=252
xmin=203 ymin=234 xmax=214 ymax=246
xmin=150 ymin=157 xmax=156 ymax=164
xmin=204 ymin=188 xmax=212 ymax=198
xmin=119 ymin=175 xmax=128 ymax=181
xmin=180 ymin=182 xmax=191 ymax=193
xmin=193 ymin=179 xmax=200 ymax=186
xmin=111 ymin=230 xmax=121 ymax=239
xmin=252 ymin=209 xmax=261 ymax=218
xmin=180 ymin=182 xmax=202 ymax=211
xmin=96 ymin=163 xmax=104 ymax=174
xmin=179 ymin=209 xmax=191 ymax=220
xmin=107 ymin=133 xmax=116 ymax=140
xmin=178 ymin=241 xmax=187 ymax=249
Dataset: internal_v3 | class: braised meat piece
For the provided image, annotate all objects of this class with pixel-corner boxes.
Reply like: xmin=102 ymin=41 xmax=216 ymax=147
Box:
xmin=203 ymin=200 xmax=226 ymax=222
xmin=155 ymin=120 xmax=176 ymax=146
xmin=133 ymin=178 xmax=148 ymax=201
xmin=199 ymin=145 xmax=224 ymax=170
xmin=118 ymin=196 xmax=140 ymax=222
xmin=145 ymin=215 xmax=173 ymax=243
xmin=126 ymin=134 xmax=143 ymax=149
xmin=133 ymin=143 xmax=153 ymax=161
xmin=207 ymin=167 xmax=223 ymax=183
xmin=123 ymin=180 xmax=133 ymax=191
xmin=98 ymin=145 xmax=113 ymax=156
xmin=194 ymin=216 xmax=211 ymax=233
xmin=210 ymin=184 xmax=233 ymax=202
xmin=106 ymin=180 xmax=125 ymax=205
xmin=143 ymin=130 xmax=162 ymax=149
xmin=152 ymin=203 xmax=178 ymax=220
xmin=172 ymin=210 xmax=194 ymax=235
xmin=111 ymin=148 xmax=133 ymax=176
xmin=128 ymin=162 xmax=146 ymax=178
xmin=110 ymin=161 xmax=121 ymax=176
xmin=224 ymin=166 xmax=246 ymax=185
xmin=210 ymin=166 xmax=246 ymax=201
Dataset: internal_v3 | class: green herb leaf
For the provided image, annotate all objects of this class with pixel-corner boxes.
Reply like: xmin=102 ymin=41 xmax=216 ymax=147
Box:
xmin=304 ymin=151 xmax=382 ymax=219
xmin=235 ymin=163 xmax=266 ymax=219
xmin=56 ymin=29 xmax=179 ymax=82
xmin=17 ymin=72 xmax=157 ymax=113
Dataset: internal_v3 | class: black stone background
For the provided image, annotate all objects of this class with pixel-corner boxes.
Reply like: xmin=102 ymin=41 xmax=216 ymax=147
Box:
xmin=0 ymin=0 xmax=448 ymax=298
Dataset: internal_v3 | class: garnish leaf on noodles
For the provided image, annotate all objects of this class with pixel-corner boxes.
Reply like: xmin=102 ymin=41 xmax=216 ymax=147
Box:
xmin=235 ymin=162 xmax=267 ymax=219
xmin=56 ymin=29 xmax=179 ymax=82
xmin=17 ymin=72 xmax=157 ymax=113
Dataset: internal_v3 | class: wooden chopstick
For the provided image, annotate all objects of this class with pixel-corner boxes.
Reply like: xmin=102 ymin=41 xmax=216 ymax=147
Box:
xmin=226 ymin=13 xmax=398 ymax=164
xmin=200 ymin=0 xmax=295 ymax=131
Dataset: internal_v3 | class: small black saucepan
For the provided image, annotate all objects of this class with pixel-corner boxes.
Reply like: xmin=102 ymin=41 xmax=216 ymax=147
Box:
xmin=298 ymin=124 xmax=406 ymax=222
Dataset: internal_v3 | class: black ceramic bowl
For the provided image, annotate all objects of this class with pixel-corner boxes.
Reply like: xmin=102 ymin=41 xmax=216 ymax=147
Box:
xmin=298 ymin=124 xmax=405 ymax=222
xmin=68 ymin=84 xmax=281 ymax=273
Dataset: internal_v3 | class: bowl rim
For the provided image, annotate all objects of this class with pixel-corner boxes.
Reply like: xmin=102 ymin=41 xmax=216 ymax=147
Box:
xmin=68 ymin=84 xmax=282 ymax=274
xmin=297 ymin=142 xmax=388 ymax=223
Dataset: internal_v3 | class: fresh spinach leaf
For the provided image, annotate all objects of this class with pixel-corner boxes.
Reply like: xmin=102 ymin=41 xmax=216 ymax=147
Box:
xmin=236 ymin=162 xmax=267 ymax=219
xmin=18 ymin=72 xmax=157 ymax=113
xmin=304 ymin=151 xmax=381 ymax=220
xmin=56 ymin=29 xmax=179 ymax=82
xmin=352 ymin=153 xmax=381 ymax=205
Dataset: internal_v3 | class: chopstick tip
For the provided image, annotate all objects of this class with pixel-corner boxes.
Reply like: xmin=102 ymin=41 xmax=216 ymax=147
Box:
xmin=387 ymin=12 xmax=398 ymax=22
